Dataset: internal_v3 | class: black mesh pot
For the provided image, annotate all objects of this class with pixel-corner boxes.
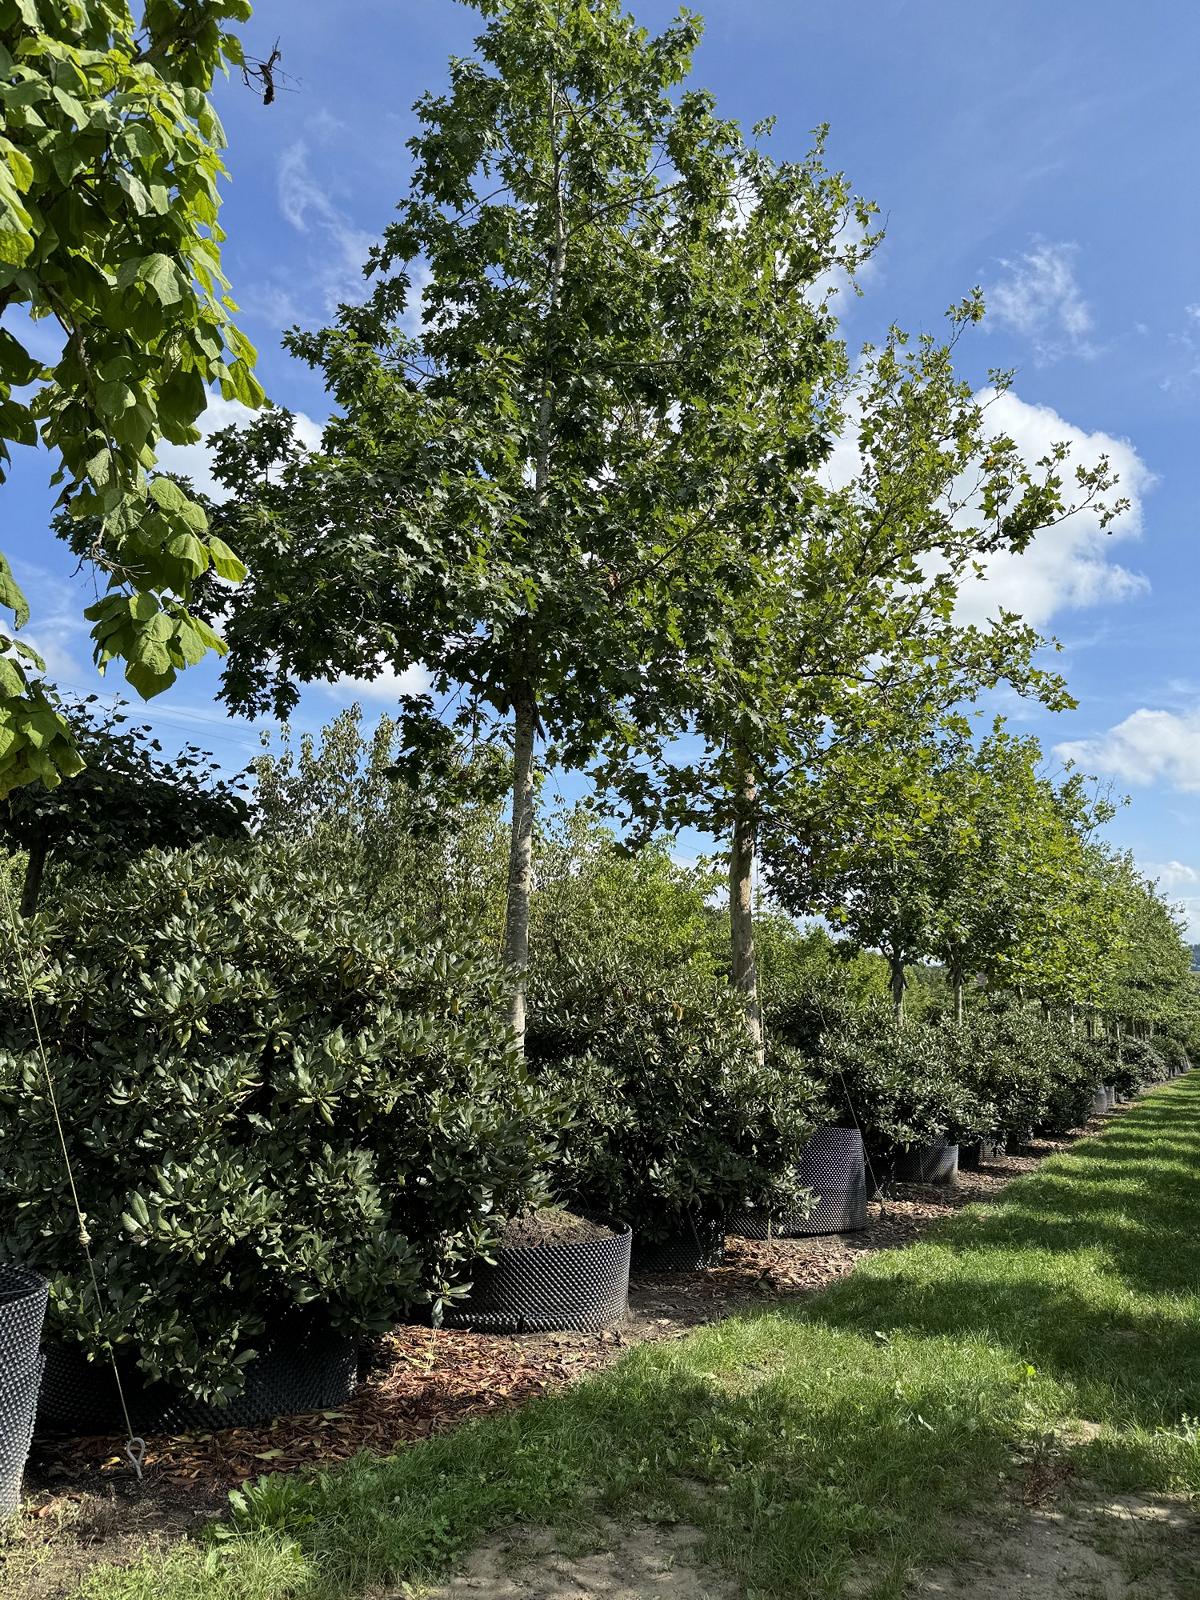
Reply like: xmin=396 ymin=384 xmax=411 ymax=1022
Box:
xmin=0 ymin=1265 xmax=48 ymax=1515
xmin=631 ymin=1216 xmax=726 ymax=1272
xmin=441 ymin=1225 xmax=631 ymax=1334
xmin=959 ymin=1135 xmax=1006 ymax=1171
xmin=36 ymin=1327 xmax=357 ymax=1438
xmin=730 ymin=1128 xmax=868 ymax=1238
xmin=890 ymin=1139 xmax=959 ymax=1186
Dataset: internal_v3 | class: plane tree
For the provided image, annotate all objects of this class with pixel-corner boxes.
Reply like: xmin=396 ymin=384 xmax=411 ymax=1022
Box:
xmin=198 ymin=0 xmax=868 ymax=1048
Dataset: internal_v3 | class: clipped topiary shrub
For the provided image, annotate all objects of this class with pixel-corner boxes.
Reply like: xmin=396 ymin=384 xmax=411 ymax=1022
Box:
xmin=0 ymin=845 xmax=554 ymax=1406
xmin=527 ymin=956 xmax=825 ymax=1247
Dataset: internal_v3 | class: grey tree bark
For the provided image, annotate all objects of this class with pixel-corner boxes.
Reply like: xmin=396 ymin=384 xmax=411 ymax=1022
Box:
xmin=729 ymin=748 xmax=764 ymax=1066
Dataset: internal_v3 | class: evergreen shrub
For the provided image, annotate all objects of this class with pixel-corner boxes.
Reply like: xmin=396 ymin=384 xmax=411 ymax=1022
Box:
xmin=0 ymin=846 xmax=553 ymax=1404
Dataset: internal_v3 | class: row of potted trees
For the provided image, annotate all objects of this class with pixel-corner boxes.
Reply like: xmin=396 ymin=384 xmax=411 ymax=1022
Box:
xmin=0 ymin=847 xmax=1192 ymax=1504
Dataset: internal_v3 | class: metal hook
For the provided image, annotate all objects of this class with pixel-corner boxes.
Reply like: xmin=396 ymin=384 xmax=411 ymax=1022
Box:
xmin=124 ymin=1436 xmax=147 ymax=1481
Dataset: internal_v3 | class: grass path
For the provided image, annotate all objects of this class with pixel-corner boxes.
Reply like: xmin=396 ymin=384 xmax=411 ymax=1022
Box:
xmin=79 ymin=1078 xmax=1200 ymax=1600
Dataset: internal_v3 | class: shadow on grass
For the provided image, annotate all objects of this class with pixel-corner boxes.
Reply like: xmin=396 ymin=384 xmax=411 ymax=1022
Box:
xmin=82 ymin=1079 xmax=1200 ymax=1600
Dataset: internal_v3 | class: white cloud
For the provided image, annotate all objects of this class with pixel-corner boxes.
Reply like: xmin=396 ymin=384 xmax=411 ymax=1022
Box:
xmin=826 ymin=384 xmax=1153 ymax=632
xmin=155 ymin=387 xmax=323 ymax=502
xmin=1056 ymin=706 xmax=1200 ymax=794
xmin=1144 ymin=860 xmax=1200 ymax=892
xmin=2 ymin=562 xmax=95 ymax=692
xmin=327 ymin=662 xmax=432 ymax=703
xmin=276 ymin=141 xmax=374 ymax=315
xmin=953 ymin=388 xmax=1151 ymax=629
xmin=984 ymin=239 xmax=1095 ymax=362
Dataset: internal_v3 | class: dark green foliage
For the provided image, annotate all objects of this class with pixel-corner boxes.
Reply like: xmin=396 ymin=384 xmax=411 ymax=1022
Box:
xmin=0 ymin=697 xmax=249 ymax=913
xmin=1159 ymin=1033 xmax=1193 ymax=1072
xmin=528 ymin=957 xmax=825 ymax=1241
xmin=761 ymin=922 xmax=895 ymax=1054
xmin=0 ymin=846 xmax=553 ymax=1404
xmin=813 ymin=1008 xmax=984 ymax=1152
xmin=948 ymin=1009 xmax=1081 ymax=1139
xmin=1111 ymin=1037 xmax=1169 ymax=1098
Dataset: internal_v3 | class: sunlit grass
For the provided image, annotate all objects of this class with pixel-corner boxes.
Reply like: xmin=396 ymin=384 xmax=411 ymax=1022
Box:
xmin=77 ymin=1078 xmax=1200 ymax=1599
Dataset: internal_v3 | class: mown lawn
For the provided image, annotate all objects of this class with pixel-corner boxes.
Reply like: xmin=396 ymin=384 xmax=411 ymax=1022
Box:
xmin=77 ymin=1078 xmax=1200 ymax=1600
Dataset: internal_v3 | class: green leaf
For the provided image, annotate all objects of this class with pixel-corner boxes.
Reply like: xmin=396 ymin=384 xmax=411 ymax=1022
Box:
xmin=137 ymin=253 xmax=188 ymax=307
xmin=0 ymin=551 xmax=31 ymax=626
xmin=207 ymin=536 xmax=246 ymax=582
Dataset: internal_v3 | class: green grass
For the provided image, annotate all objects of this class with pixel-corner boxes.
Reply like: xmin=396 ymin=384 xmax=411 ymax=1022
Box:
xmin=75 ymin=1079 xmax=1200 ymax=1600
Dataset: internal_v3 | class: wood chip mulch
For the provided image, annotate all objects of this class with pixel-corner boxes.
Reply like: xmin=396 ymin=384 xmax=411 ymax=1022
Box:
xmin=24 ymin=1118 xmax=1106 ymax=1507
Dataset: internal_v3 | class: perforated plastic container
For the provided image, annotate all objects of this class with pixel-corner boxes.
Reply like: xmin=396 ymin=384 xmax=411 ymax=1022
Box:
xmin=891 ymin=1138 xmax=959 ymax=1186
xmin=631 ymin=1216 xmax=726 ymax=1272
xmin=0 ymin=1265 xmax=48 ymax=1514
xmin=442 ymin=1224 xmax=631 ymax=1334
xmin=731 ymin=1128 xmax=868 ymax=1238
xmin=959 ymin=1134 xmax=1006 ymax=1171
xmin=36 ymin=1328 xmax=357 ymax=1437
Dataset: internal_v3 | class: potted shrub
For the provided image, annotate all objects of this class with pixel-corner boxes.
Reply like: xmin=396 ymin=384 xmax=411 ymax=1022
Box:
xmin=0 ymin=1264 xmax=47 ymax=1513
xmin=813 ymin=1010 xmax=982 ymax=1189
xmin=443 ymin=1207 xmax=630 ymax=1333
xmin=731 ymin=1126 xmax=867 ymax=1238
xmin=528 ymin=960 xmax=825 ymax=1271
xmin=951 ymin=1010 xmax=1051 ymax=1151
xmin=1114 ymin=1038 xmax=1169 ymax=1098
xmin=1037 ymin=1033 xmax=1109 ymax=1136
xmin=0 ymin=846 xmax=556 ymax=1433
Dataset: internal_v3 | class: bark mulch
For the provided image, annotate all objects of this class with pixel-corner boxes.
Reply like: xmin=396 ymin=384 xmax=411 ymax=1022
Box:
xmin=22 ymin=1119 xmax=1106 ymax=1519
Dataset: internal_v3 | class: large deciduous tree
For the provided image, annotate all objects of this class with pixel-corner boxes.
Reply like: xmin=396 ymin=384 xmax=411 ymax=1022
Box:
xmin=765 ymin=718 xmax=1115 ymax=1024
xmin=0 ymin=0 xmax=262 ymax=796
xmin=602 ymin=307 xmax=1121 ymax=1053
xmin=201 ymin=0 xmax=867 ymax=1049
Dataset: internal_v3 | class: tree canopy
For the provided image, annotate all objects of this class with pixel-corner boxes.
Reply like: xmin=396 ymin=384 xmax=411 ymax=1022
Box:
xmin=200 ymin=0 xmax=870 ymax=1048
xmin=0 ymin=0 xmax=261 ymax=796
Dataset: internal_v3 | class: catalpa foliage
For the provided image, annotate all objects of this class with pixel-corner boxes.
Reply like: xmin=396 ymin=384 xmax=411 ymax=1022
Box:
xmin=0 ymin=0 xmax=261 ymax=795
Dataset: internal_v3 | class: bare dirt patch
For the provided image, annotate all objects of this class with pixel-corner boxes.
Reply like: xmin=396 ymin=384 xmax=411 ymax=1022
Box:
xmin=919 ymin=1490 xmax=1200 ymax=1600
xmin=411 ymin=1519 xmax=738 ymax=1600
xmin=0 ymin=1480 xmax=225 ymax=1600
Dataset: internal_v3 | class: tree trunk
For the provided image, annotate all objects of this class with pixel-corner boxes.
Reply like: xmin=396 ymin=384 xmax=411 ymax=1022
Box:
xmin=889 ymin=954 xmax=906 ymax=1023
xmin=502 ymin=689 xmax=538 ymax=1052
xmin=497 ymin=75 xmax=565 ymax=1057
xmin=729 ymin=744 xmax=764 ymax=1067
xmin=20 ymin=831 xmax=48 ymax=917
xmin=950 ymin=956 xmax=965 ymax=1025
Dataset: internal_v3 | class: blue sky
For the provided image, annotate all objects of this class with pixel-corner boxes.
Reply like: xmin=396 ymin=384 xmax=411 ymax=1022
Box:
xmin=6 ymin=1 xmax=1200 ymax=926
